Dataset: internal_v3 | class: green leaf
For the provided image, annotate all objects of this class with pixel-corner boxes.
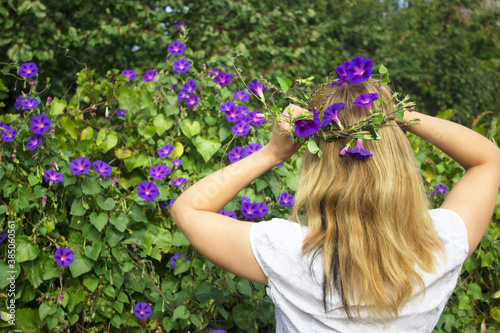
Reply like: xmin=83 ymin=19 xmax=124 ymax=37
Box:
xmin=154 ymin=114 xmax=173 ymax=136
xmin=16 ymin=235 xmax=40 ymax=262
xmin=172 ymin=305 xmax=190 ymax=321
xmin=48 ymin=97 xmax=67 ymax=117
xmin=277 ymin=77 xmax=293 ymax=93
xmin=104 ymin=285 xmax=116 ymax=298
xmin=174 ymin=257 xmax=191 ymax=275
xmin=307 ymin=137 xmax=321 ymax=157
xmin=379 ymin=64 xmax=388 ymax=74
xmin=130 ymin=204 xmax=148 ymax=223
xmin=84 ymin=241 xmax=103 ymax=261
xmin=28 ymin=173 xmax=40 ymax=186
xmin=69 ymin=252 xmax=94 ymax=277
xmin=220 ymin=87 xmax=231 ymax=100
xmin=193 ymin=136 xmax=221 ymax=163
xmin=39 ymin=302 xmax=51 ymax=321
xmin=70 ymin=199 xmax=87 ymax=216
xmin=0 ymin=205 xmax=8 ymax=215
xmin=236 ymin=279 xmax=253 ymax=297
xmin=97 ymin=196 xmax=115 ymax=210
xmin=233 ymin=303 xmax=258 ymax=330
xmin=82 ymin=177 xmax=102 ymax=195
xmin=172 ymin=231 xmax=190 ymax=247
xmin=491 ymin=307 xmax=500 ymax=322
xmin=83 ymin=275 xmax=100 ymax=292
xmin=436 ymin=109 xmax=454 ymax=120
xmin=394 ymin=111 xmax=405 ymax=121
xmin=138 ymin=120 xmax=157 ymax=140
xmin=46 ymin=316 xmax=59 ymax=330
xmin=110 ymin=213 xmax=129 ymax=232
xmin=60 ymin=117 xmax=77 ymax=140
xmin=179 ymin=119 xmax=201 ymax=139
xmin=110 ymin=314 xmax=122 ymax=328
xmin=96 ymin=129 xmax=119 ymax=153
xmin=219 ymin=126 xmax=231 ymax=142
xmin=117 ymin=85 xmax=137 ymax=111
xmin=80 ymin=126 xmax=94 ymax=141
xmin=68 ymin=313 xmax=79 ymax=325
xmin=89 ymin=212 xmax=108 ymax=232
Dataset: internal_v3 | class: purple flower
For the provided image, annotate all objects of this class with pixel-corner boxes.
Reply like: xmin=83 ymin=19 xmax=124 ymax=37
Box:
xmin=346 ymin=56 xmax=373 ymax=84
xmin=183 ymin=80 xmax=197 ymax=94
xmin=170 ymin=199 xmax=176 ymax=208
xmin=232 ymin=121 xmax=250 ymax=136
xmin=245 ymin=143 xmax=262 ymax=156
xmin=241 ymin=201 xmax=268 ymax=219
xmin=137 ymin=181 xmax=159 ymax=201
xmin=177 ymin=89 xmax=188 ymax=102
xmin=247 ymin=111 xmax=265 ymax=126
xmin=233 ymin=90 xmax=249 ymax=103
xmin=121 ymin=70 xmax=136 ymax=80
xmin=22 ymin=98 xmax=40 ymax=110
xmin=214 ymin=72 xmax=231 ymax=87
xmin=158 ymin=144 xmax=175 ymax=157
xmin=219 ymin=101 xmax=235 ymax=113
xmin=277 ymin=192 xmax=295 ymax=207
xmin=19 ymin=62 xmax=38 ymax=78
xmin=353 ymin=93 xmax=379 ymax=112
xmin=322 ymin=103 xmax=345 ymax=129
xmin=346 ymin=139 xmax=372 ymax=160
xmin=432 ymin=184 xmax=448 ymax=196
xmin=54 ymin=247 xmax=74 ymax=267
xmin=293 ymin=108 xmax=321 ymax=137
xmin=336 ymin=61 xmax=351 ymax=81
xmin=30 ymin=114 xmax=51 ymax=134
xmin=171 ymin=177 xmax=187 ymax=188
xmin=150 ymin=165 xmax=171 ymax=180
xmin=172 ymin=159 xmax=183 ymax=167
xmin=70 ymin=157 xmax=91 ymax=175
xmin=209 ymin=330 xmax=227 ymax=333
xmin=117 ymin=109 xmax=126 ymax=116
xmin=26 ymin=134 xmax=42 ymax=150
xmin=2 ymin=129 xmax=17 ymax=141
xmin=170 ymin=253 xmax=189 ymax=268
xmin=0 ymin=230 xmax=6 ymax=243
xmin=228 ymin=146 xmax=245 ymax=163
xmin=15 ymin=94 xmax=29 ymax=110
xmin=219 ymin=210 xmax=237 ymax=219
xmin=133 ymin=302 xmax=152 ymax=319
xmin=44 ymin=169 xmax=64 ymax=183
xmin=173 ymin=58 xmax=191 ymax=73
xmin=225 ymin=106 xmax=243 ymax=123
xmin=174 ymin=19 xmax=186 ymax=31
xmin=246 ymin=79 xmax=268 ymax=98
xmin=185 ymin=94 xmax=199 ymax=108
xmin=168 ymin=41 xmax=185 ymax=55
xmin=93 ymin=160 xmax=112 ymax=177
xmin=143 ymin=70 xmax=157 ymax=82
xmin=240 ymin=197 xmax=251 ymax=204
xmin=339 ymin=146 xmax=348 ymax=156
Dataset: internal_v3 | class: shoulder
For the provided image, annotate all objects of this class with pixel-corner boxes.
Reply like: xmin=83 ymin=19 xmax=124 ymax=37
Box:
xmin=429 ymin=208 xmax=469 ymax=264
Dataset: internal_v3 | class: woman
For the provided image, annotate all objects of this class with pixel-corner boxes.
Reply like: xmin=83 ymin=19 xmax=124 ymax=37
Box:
xmin=171 ymin=78 xmax=500 ymax=332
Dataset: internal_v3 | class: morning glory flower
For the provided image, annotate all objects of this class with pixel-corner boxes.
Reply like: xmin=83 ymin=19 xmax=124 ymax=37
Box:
xmin=432 ymin=184 xmax=448 ymax=197
xmin=158 ymin=144 xmax=175 ymax=158
xmin=70 ymin=157 xmax=91 ymax=175
xmin=209 ymin=330 xmax=227 ymax=333
xmin=150 ymin=165 xmax=171 ymax=180
xmin=44 ymin=169 xmax=64 ymax=183
xmin=236 ymin=105 xmax=249 ymax=117
xmin=174 ymin=19 xmax=186 ymax=31
xmin=121 ymin=70 xmax=136 ymax=80
xmin=168 ymin=41 xmax=185 ymax=55
xmin=171 ymin=177 xmax=187 ymax=188
xmin=336 ymin=61 xmax=351 ymax=81
xmin=137 ymin=181 xmax=159 ymax=201
xmin=30 ymin=114 xmax=51 ymax=134
xmin=143 ymin=70 xmax=157 ymax=82
xmin=346 ymin=56 xmax=373 ymax=84
xmin=241 ymin=202 xmax=258 ymax=219
xmin=0 ymin=230 xmax=6 ymax=243
xmin=93 ymin=160 xmax=112 ymax=177
xmin=277 ymin=192 xmax=295 ymax=207
xmin=117 ymin=109 xmax=126 ymax=116
xmin=322 ymin=103 xmax=345 ymax=129
xmin=15 ymin=94 xmax=29 ymax=110
xmin=171 ymin=159 xmax=183 ymax=167
xmin=22 ymin=98 xmax=40 ymax=110
xmin=225 ymin=106 xmax=243 ymax=123
xmin=228 ymin=146 xmax=245 ymax=163
xmin=54 ymin=247 xmax=74 ymax=267
xmin=255 ymin=202 xmax=269 ymax=218
xmin=219 ymin=101 xmax=235 ymax=113
xmin=247 ymin=111 xmax=265 ymax=126
xmin=245 ymin=143 xmax=262 ymax=156
xmin=185 ymin=94 xmax=199 ymax=108
xmin=214 ymin=72 xmax=231 ymax=87
xmin=2 ymin=129 xmax=17 ymax=142
xmin=26 ymin=134 xmax=42 ymax=150
xmin=232 ymin=121 xmax=250 ymax=136
xmin=183 ymin=80 xmax=197 ymax=94
xmin=293 ymin=108 xmax=321 ymax=137
xmin=133 ymin=302 xmax=152 ymax=319
xmin=170 ymin=253 xmax=189 ymax=268
xmin=346 ymin=139 xmax=373 ymax=160
xmin=240 ymin=197 xmax=251 ymax=204
xmin=233 ymin=90 xmax=249 ymax=103
xmin=219 ymin=210 xmax=237 ymax=219
xmin=173 ymin=58 xmax=191 ymax=73
xmin=246 ymin=79 xmax=268 ymax=98
xmin=353 ymin=93 xmax=379 ymax=112
xmin=177 ymin=89 xmax=188 ymax=102
xmin=19 ymin=62 xmax=38 ymax=78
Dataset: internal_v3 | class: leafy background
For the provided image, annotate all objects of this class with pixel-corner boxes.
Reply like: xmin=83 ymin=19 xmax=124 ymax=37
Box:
xmin=0 ymin=0 xmax=499 ymax=332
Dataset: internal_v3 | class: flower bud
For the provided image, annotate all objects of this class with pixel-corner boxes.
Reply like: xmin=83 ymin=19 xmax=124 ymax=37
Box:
xmin=11 ymin=154 xmax=16 ymax=160
xmin=51 ymin=129 xmax=55 ymax=136
xmin=47 ymin=97 xmax=52 ymax=105
xmin=105 ymin=106 xmax=109 ymax=118
xmin=42 ymin=196 xmax=47 ymax=204
xmin=29 ymin=81 xmax=35 ymax=88
xmin=131 ymin=243 xmax=136 ymax=248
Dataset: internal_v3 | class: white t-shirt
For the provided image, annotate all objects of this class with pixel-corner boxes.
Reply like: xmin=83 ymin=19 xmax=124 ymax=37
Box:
xmin=249 ymin=208 xmax=469 ymax=333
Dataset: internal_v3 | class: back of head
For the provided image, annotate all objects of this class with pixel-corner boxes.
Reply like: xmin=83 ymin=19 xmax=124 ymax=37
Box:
xmin=290 ymin=79 xmax=445 ymax=319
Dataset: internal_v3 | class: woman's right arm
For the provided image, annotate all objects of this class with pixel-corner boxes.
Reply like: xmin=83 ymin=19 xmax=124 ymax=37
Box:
xmin=399 ymin=111 xmax=500 ymax=259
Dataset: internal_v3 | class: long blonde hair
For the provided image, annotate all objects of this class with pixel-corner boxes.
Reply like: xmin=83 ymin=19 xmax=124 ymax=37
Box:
xmin=290 ymin=79 xmax=445 ymax=319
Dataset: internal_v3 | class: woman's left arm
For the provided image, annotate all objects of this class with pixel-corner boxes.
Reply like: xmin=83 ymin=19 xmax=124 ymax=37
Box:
xmin=170 ymin=105 xmax=305 ymax=285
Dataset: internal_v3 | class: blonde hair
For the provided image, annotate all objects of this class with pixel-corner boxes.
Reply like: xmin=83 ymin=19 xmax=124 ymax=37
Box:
xmin=290 ymin=79 xmax=445 ymax=319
